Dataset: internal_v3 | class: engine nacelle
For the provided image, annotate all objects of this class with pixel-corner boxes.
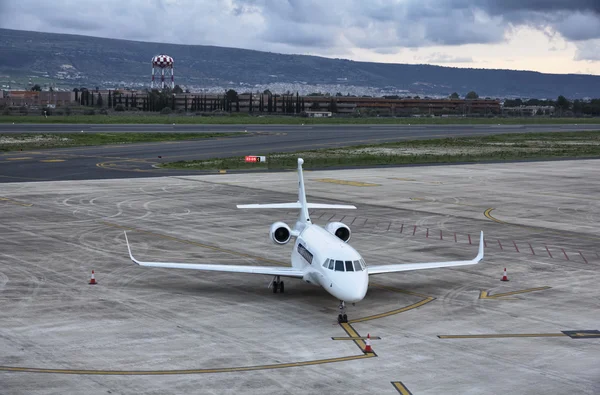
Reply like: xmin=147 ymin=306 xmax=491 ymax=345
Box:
xmin=325 ymin=222 xmax=351 ymax=242
xmin=270 ymin=222 xmax=292 ymax=245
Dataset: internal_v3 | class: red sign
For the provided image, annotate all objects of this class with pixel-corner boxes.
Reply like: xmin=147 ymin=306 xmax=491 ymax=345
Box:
xmin=245 ymin=156 xmax=264 ymax=163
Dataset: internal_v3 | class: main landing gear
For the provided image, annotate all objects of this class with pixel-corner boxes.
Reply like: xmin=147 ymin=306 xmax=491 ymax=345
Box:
xmin=338 ymin=300 xmax=348 ymax=323
xmin=272 ymin=276 xmax=284 ymax=293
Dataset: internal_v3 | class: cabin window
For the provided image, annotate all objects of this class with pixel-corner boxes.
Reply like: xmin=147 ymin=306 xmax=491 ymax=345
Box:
xmin=297 ymin=243 xmax=313 ymax=264
xmin=353 ymin=260 xmax=362 ymax=271
xmin=328 ymin=259 xmax=335 ymax=270
xmin=345 ymin=261 xmax=354 ymax=272
xmin=335 ymin=260 xmax=344 ymax=272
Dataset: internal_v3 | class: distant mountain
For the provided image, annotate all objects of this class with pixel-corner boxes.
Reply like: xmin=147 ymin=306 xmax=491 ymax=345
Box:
xmin=1 ymin=28 xmax=599 ymax=98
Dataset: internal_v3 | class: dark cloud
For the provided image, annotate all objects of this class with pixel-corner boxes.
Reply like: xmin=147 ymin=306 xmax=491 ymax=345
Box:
xmin=0 ymin=0 xmax=599 ymax=63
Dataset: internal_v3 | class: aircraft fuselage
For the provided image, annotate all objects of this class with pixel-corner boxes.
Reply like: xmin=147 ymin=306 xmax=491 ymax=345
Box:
xmin=291 ymin=224 xmax=368 ymax=303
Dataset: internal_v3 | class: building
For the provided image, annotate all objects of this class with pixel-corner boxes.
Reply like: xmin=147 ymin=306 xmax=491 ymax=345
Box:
xmin=502 ymin=105 xmax=555 ymax=116
xmin=0 ymin=89 xmax=502 ymax=117
xmin=0 ymin=91 xmax=75 ymax=107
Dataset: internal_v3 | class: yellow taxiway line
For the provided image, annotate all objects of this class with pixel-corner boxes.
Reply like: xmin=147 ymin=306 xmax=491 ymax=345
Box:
xmin=0 ymin=354 xmax=375 ymax=375
xmin=438 ymin=333 xmax=566 ymax=339
xmin=479 ymin=286 xmax=551 ymax=299
xmin=315 ymin=178 xmax=380 ymax=187
xmin=392 ymin=381 xmax=414 ymax=395
xmin=0 ymin=197 xmax=33 ymax=207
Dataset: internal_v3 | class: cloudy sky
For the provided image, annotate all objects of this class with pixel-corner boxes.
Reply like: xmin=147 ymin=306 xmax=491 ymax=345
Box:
xmin=1 ymin=0 xmax=600 ymax=75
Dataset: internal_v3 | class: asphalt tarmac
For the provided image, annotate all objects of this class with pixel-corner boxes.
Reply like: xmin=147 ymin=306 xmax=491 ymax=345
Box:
xmin=1 ymin=123 xmax=599 ymax=182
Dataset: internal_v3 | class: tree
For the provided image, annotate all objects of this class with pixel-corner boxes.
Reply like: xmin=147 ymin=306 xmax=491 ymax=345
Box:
xmin=310 ymin=101 xmax=320 ymax=111
xmin=173 ymin=85 xmax=184 ymax=94
xmin=96 ymin=93 xmax=103 ymax=108
xmin=30 ymin=84 xmax=41 ymax=92
xmin=465 ymin=91 xmax=479 ymax=99
xmin=328 ymin=99 xmax=338 ymax=113
xmin=556 ymin=95 xmax=570 ymax=115
xmin=449 ymin=92 xmax=459 ymax=99
xmin=225 ymin=89 xmax=238 ymax=104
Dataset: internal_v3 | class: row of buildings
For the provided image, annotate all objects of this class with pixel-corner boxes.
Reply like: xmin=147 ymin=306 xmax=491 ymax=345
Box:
xmin=0 ymin=89 xmax=504 ymax=116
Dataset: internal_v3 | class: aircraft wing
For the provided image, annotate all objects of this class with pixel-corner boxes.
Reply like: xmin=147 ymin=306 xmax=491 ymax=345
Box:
xmin=367 ymin=231 xmax=484 ymax=275
xmin=124 ymin=232 xmax=304 ymax=278
xmin=237 ymin=203 xmax=356 ymax=209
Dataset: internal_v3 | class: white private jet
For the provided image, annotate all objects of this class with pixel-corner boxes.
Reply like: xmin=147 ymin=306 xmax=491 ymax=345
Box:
xmin=125 ymin=158 xmax=484 ymax=323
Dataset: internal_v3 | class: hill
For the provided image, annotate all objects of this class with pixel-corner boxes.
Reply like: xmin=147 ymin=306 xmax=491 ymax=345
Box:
xmin=1 ymin=28 xmax=599 ymax=98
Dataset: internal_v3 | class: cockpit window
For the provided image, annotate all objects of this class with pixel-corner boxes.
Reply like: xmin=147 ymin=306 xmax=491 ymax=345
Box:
xmin=335 ymin=260 xmax=344 ymax=272
xmin=353 ymin=260 xmax=362 ymax=271
xmin=328 ymin=259 xmax=335 ymax=270
xmin=345 ymin=261 xmax=354 ymax=272
xmin=323 ymin=259 xmax=329 ymax=268
xmin=360 ymin=259 xmax=366 ymax=269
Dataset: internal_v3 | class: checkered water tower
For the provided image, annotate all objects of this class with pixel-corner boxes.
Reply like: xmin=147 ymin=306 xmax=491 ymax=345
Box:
xmin=151 ymin=54 xmax=174 ymax=89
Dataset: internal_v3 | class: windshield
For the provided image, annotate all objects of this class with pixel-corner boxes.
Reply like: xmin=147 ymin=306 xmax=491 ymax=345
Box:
xmin=322 ymin=258 xmax=366 ymax=272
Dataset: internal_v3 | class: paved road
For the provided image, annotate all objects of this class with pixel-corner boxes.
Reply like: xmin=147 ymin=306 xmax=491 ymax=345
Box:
xmin=1 ymin=123 xmax=599 ymax=183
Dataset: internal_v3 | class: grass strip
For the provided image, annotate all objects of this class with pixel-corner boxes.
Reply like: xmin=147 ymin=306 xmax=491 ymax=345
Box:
xmin=1 ymin=115 xmax=600 ymax=125
xmin=0 ymin=132 xmax=242 ymax=152
xmin=161 ymin=130 xmax=600 ymax=170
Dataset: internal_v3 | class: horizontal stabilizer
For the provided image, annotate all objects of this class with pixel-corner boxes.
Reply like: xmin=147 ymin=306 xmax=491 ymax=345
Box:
xmin=237 ymin=202 xmax=356 ymax=209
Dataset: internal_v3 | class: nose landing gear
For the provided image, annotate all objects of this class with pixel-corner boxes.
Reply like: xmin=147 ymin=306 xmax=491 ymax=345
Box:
xmin=338 ymin=300 xmax=348 ymax=323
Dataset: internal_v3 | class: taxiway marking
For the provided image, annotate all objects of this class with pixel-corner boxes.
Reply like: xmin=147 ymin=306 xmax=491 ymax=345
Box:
xmin=484 ymin=208 xmax=506 ymax=224
xmin=315 ymin=178 xmax=380 ymax=187
xmin=0 ymin=197 xmax=33 ymax=207
xmin=479 ymin=286 xmax=551 ymax=299
xmin=440 ymin=330 xmax=600 ymax=340
xmin=0 ymin=354 xmax=376 ymax=375
xmin=391 ymin=381 xmax=414 ymax=395
xmin=438 ymin=333 xmax=566 ymax=339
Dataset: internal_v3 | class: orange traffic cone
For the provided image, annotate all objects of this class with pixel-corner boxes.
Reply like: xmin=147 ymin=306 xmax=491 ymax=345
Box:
xmin=501 ymin=268 xmax=509 ymax=282
xmin=89 ymin=270 xmax=97 ymax=285
xmin=364 ymin=333 xmax=373 ymax=353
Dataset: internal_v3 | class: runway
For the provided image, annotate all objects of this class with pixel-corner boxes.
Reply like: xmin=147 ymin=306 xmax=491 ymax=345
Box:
xmin=1 ymin=123 xmax=599 ymax=182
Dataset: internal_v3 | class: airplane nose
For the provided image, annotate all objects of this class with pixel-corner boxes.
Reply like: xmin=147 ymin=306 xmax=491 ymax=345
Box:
xmin=332 ymin=273 xmax=368 ymax=303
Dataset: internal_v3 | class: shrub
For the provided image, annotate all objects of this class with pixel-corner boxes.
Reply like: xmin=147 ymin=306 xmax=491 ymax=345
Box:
xmin=114 ymin=104 xmax=125 ymax=112
xmin=19 ymin=106 xmax=28 ymax=115
xmin=83 ymin=109 xmax=96 ymax=115
xmin=160 ymin=107 xmax=172 ymax=114
xmin=99 ymin=108 xmax=109 ymax=115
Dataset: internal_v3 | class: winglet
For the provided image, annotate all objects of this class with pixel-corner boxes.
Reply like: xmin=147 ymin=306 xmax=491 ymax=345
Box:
xmin=476 ymin=231 xmax=485 ymax=262
xmin=124 ymin=231 xmax=140 ymax=265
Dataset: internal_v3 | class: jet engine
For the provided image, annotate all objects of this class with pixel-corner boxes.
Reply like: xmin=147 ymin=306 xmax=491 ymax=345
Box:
xmin=270 ymin=222 xmax=292 ymax=245
xmin=325 ymin=222 xmax=351 ymax=242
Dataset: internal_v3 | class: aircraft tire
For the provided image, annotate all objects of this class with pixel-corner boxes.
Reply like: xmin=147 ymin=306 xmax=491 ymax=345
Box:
xmin=280 ymin=281 xmax=284 ymax=293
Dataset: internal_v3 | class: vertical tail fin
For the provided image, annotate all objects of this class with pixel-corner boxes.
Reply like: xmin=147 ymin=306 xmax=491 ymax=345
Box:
xmin=297 ymin=158 xmax=310 ymax=224
xmin=236 ymin=158 xmax=356 ymax=232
